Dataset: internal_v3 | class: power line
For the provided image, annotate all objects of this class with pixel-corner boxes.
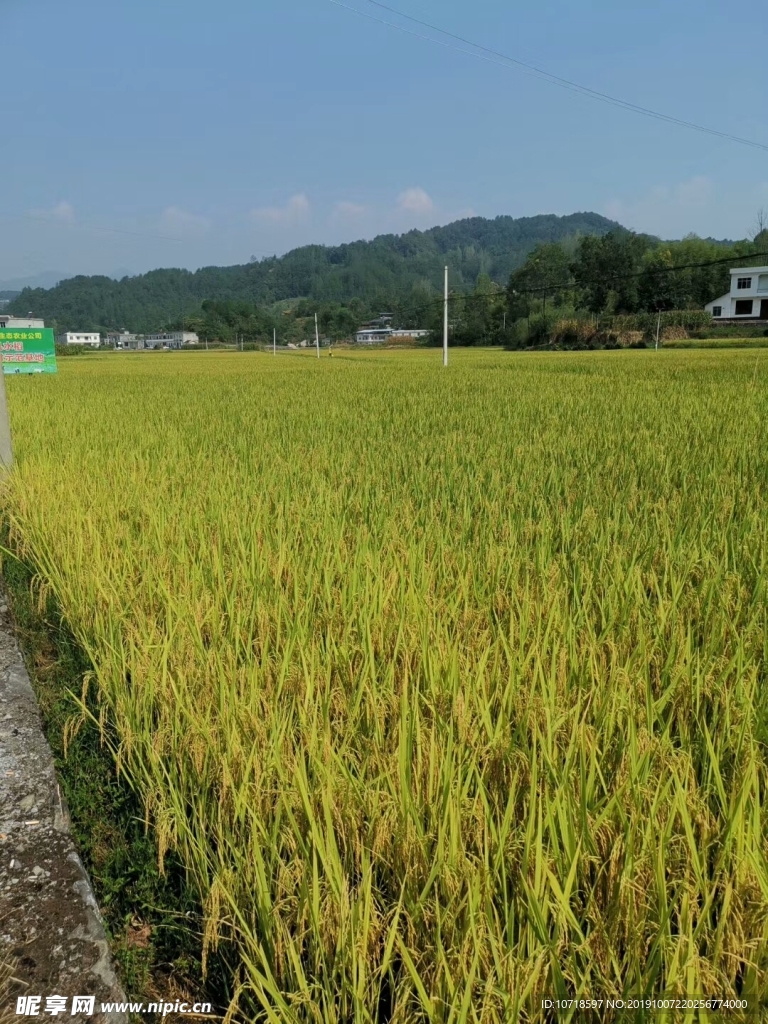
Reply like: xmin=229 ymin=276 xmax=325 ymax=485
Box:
xmin=328 ymin=0 xmax=768 ymax=153
xmin=352 ymin=247 xmax=768 ymax=321
xmin=137 ymin=242 xmax=768 ymax=334
xmin=514 ymin=248 xmax=768 ymax=296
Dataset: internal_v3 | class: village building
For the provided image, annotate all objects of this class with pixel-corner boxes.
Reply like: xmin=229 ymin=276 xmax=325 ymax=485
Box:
xmin=107 ymin=330 xmax=144 ymax=349
xmin=0 ymin=314 xmax=45 ymax=329
xmin=59 ymin=331 xmax=101 ymax=347
xmin=705 ymin=267 xmax=768 ymax=321
xmin=143 ymin=331 xmax=199 ymax=349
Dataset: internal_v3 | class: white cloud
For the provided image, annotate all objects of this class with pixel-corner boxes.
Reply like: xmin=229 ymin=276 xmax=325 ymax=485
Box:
xmin=603 ymin=177 xmax=716 ymax=237
xmin=29 ymin=200 xmax=75 ymax=224
xmin=251 ymin=193 xmax=310 ymax=224
xmin=397 ymin=187 xmax=434 ymax=215
xmin=676 ymin=176 xmax=714 ymax=205
xmin=332 ymin=201 xmax=368 ymax=220
xmin=160 ymin=206 xmax=210 ymax=235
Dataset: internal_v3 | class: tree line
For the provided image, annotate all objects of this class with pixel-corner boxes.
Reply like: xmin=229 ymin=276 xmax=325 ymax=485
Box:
xmin=7 ymin=212 xmax=619 ymax=334
xmin=62 ymin=223 xmax=768 ymax=349
xmin=10 ymin=214 xmax=768 ymax=347
xmin=501 ymin=226 xmax=768 ymax=347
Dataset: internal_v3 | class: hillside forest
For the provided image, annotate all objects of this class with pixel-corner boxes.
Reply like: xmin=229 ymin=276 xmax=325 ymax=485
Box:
xmin=8 ymin=212 xmax=768 ymax=347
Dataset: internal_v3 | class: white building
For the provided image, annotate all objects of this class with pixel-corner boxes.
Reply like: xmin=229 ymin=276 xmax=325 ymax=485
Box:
xmin=390 ymin=329 xmax=430 ymax=341
xmin=143 ymin=331 xmax=199 ymax=350
xmin=356 ymin=327 xmax=393 ymax=344
xmin=705 ymin=267 xmax=768 ymax=320
xmin=0 ymin=314 xmax=45 ymax=329
xmin=60 ymin=331 xmax=101 ymax=347
xmin=355 ymin=327 xmax=430 ymax=344
xmin=107 ymin=330 xmax=144 ymax=350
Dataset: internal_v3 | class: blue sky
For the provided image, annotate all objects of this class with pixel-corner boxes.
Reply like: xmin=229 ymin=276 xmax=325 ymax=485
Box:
xmin=1 ymin=0 xmax=766 ymax=282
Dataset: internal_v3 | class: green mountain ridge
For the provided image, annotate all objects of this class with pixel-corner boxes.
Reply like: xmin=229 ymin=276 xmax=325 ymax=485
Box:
xmin=8 ymin=212 xmax=623 ymax=333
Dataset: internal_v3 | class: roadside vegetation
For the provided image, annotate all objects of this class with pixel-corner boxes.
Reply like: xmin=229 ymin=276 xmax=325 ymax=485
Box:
xmin=1 ymin=540 xmax=228 ymax=1016
xmin=0 ymin=952 xmax=16 ymax=1024
xmin=3 ymin=349 xmax=768 ymax=1021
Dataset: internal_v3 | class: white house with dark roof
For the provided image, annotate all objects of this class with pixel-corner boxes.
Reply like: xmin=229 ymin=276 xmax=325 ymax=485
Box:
xmin=705 ymin=267 xmax=768 ymax=320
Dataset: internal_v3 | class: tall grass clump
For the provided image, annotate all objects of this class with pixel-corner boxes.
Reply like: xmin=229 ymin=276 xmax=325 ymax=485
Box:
xmin=3 ymin=348 xmax=768 ymax=1021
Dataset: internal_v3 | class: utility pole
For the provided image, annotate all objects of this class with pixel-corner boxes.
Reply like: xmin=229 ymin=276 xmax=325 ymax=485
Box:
xmin=655 ymin=311 xmax=661 ymax=351
xmin=315 ymin=313 xmax=320 ymax=359
xmin=443 ymin=265 xmax=448 ymax=367
xmin=0 ymin=358 xmax=12 ymax=470
xmin=273 ymin=327 xmax=276 ymax=355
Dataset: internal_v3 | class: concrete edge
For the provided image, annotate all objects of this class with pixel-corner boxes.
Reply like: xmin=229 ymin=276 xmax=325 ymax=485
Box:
xmin=0 ymin=598 xmax=130 ymax=1023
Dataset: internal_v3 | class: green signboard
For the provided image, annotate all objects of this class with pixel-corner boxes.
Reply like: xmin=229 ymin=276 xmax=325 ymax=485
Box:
xmin=0 ymin=327 xmax=57 ymax=374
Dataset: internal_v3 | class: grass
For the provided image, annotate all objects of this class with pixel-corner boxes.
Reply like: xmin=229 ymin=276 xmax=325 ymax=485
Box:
xmin=663 ymin=337 xmax=768 ymax=349
xmin=0 ymin=947 xmax=16 ymax=1024
xmin=2 ymin=347 xmax=768 ymax=1022
xmin=1 ymin=537 xmax=228 ymax=1016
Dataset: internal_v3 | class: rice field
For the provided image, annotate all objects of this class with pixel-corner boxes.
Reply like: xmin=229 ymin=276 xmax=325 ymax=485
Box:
xmin=4 ymin=348 xmax=768 ymax=1022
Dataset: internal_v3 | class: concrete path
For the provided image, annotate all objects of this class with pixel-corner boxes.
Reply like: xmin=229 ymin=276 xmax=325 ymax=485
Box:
xmin=0 ymin=601 xmax=129 ymax=1023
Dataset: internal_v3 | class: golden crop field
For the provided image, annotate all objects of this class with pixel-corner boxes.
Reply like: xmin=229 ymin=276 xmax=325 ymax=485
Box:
xmin=4 ymin=348 xmax=768 ymax=1022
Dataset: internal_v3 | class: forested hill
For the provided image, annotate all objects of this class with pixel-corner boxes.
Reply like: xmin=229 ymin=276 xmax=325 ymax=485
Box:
xmin=9 ymin=212 xmax=621 ymax=333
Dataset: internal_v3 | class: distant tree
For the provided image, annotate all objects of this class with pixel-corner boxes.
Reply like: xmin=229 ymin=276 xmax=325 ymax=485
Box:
xmin=661 ymin=236 xmax=733 ymax=309
xmin=453 ymin=274 xmax=506 ymax=345
xmin=571 ymin=232 xmax=651 ymax=314
xmin=318 ymin=304 xmax=359 ymax=341
xmin=507 ymin=243 xmax=572 ymax=319
xmin=637 ymin=249 xmax=685 ymax=311
xmin=7 ymin=213 xmax=620 ymax=333
xmin=752 ymin=209 xmax=768 ymax=252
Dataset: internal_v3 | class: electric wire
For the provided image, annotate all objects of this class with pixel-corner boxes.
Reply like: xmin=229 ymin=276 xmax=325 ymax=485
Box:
xmin=350 ymin=248 xmax=768 ymax=322
xmin=328 ymin=0 xmax=768 ymax=153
